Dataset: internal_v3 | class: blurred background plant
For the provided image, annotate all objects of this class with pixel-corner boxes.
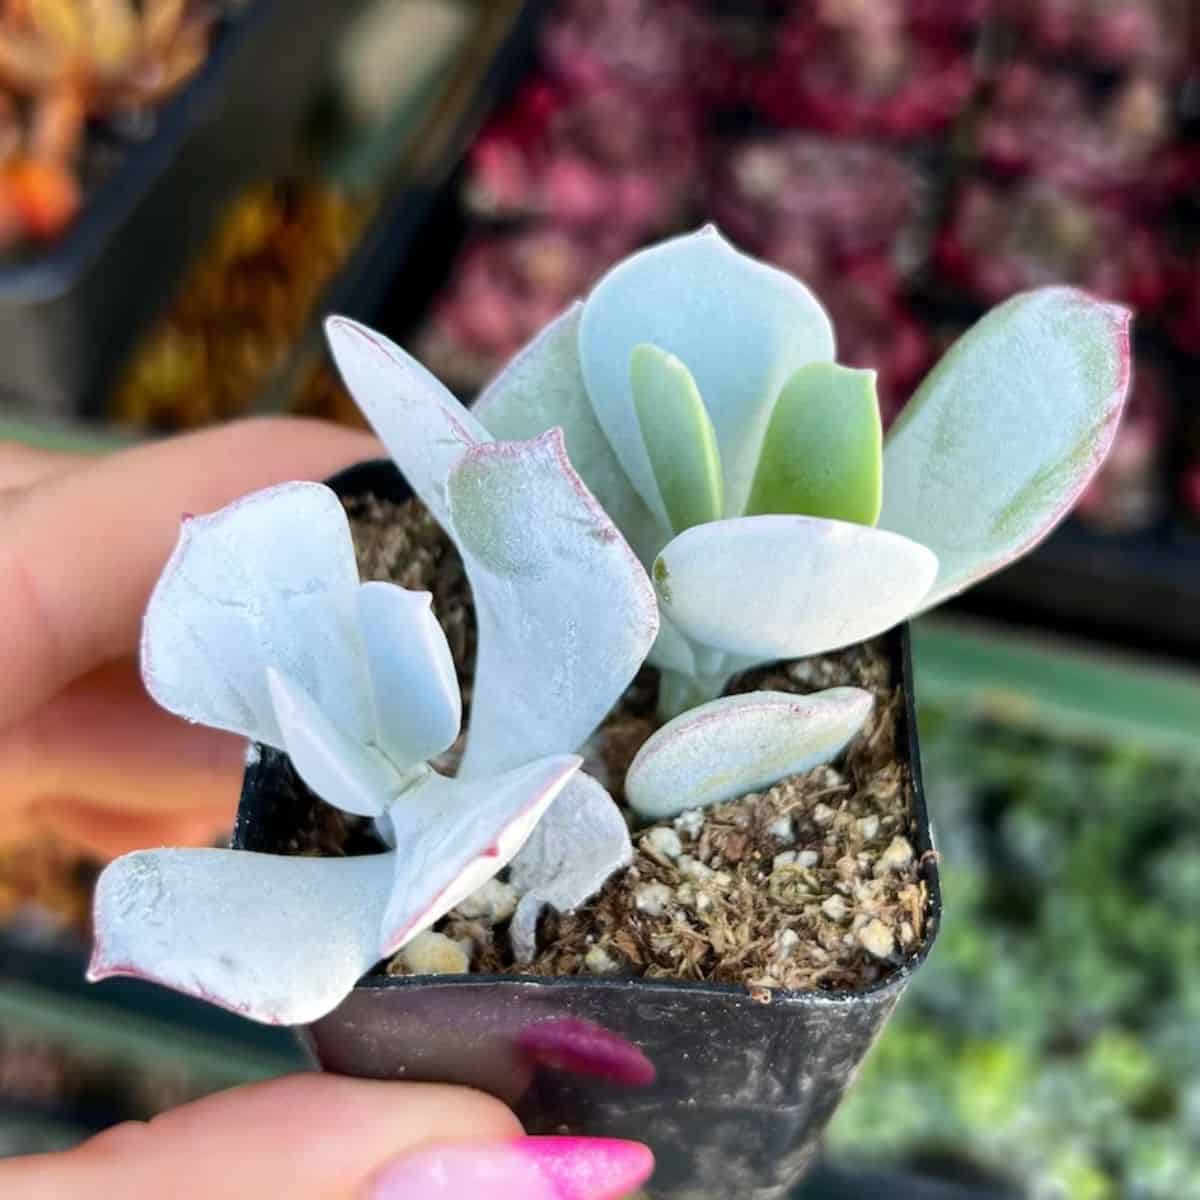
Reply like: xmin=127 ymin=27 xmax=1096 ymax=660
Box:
xmin=0 ymin=0 xmax=233 ymax=254
xmin=829 ymin=688 xmax=1200 ymax=1199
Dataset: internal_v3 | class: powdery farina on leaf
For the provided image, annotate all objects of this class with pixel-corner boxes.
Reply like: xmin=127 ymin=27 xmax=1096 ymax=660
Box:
xmin=471 ymin=228 xmax=1132 ymax=733
xmin=92 ymin=331 xmax=658 ymax=1023
xmin=625 ymin=688 xmax=874 ymax=819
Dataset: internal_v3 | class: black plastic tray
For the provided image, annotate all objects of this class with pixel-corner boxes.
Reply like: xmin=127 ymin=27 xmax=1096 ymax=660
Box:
xmin=953 ymin=518 xmax=1200 ymax=661
xmin=0 ymin=0 xmax=355 ymax=420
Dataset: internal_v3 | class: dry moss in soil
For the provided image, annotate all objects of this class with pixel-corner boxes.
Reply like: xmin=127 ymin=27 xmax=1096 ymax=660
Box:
xmin=278 ymin=493 xmax=930 ymax=996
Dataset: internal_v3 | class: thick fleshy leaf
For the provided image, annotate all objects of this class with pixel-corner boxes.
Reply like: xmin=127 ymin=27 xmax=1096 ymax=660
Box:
xmin=578 ymin=227 xmax=835 ymax=520
xmin=141 ymin=482 xmax=374 ymax=749
xmin=626 ymin=688 xmax=873 ymax=818
xmin=508 ymin=773 xmax=634 ymax=963
xmin=380 ymin=755 xmax=581 ymax=953
xmin=473 ymin=303 xmax=669 ymax=567
xmin=746 ymin=363 xmax=882 ymax=525
xmin=647 ymin=614 xmax=697 ymax=675
xmin=89 ymin=848 xmax=396 ymax=1025
xmin=357 ymin=582 xmax=461 ymax=767
xmin=654 ymin=515 xmax=938 ymax=660
xmin=447 ymin=430 xmax=659 ymax=778
xmin=631 ymin=343 xmax=724 ymax=534
xmin=266 ymin=668 xmax=401 ymax=818
xmin=879 ymin=287 xmax=1131 ymax=608
xmin=325 ymin=316 xmax=490 ymax=528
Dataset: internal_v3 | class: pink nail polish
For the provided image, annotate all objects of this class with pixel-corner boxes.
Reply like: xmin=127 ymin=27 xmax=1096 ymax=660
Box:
xmin=367 ymin=1136 xmax=654 ymax=1200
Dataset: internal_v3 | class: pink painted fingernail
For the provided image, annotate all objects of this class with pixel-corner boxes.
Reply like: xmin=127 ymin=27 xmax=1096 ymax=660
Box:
xmin=366 ymin=1136 xmax=654 ymax=1200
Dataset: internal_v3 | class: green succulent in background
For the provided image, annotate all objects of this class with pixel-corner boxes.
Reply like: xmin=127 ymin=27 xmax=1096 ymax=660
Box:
xmin=828 ymin=707 xmax=1200 ymax=1200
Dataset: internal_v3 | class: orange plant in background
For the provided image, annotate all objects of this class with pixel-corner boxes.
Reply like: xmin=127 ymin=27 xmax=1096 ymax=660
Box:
xmin=0 ymin=0 xmax=220 ymax=252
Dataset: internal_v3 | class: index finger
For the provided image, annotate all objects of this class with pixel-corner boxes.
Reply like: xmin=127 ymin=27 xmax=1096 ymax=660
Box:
xmin=0 ymin=417 xmax=381 ymax=729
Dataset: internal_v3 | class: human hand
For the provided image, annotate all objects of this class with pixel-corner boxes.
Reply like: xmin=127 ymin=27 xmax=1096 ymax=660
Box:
xmin=0 ymin=418 xmax=381 ymax=856
xmin=0 ymin=418 xmax=656 ymax=1199
xmin=0 ymin=1073 xmax=653 ymax=1198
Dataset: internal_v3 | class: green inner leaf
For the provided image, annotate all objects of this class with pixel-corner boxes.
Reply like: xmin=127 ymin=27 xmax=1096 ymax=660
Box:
xmin=746 ymin=362 xmax=882 ymax=525
xmin=631 ymin=343 xmax=724 ymax=533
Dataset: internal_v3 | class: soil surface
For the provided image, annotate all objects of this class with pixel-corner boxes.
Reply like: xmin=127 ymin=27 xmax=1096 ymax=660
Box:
xmin=300 ymin=495 xmax=931 ymax=993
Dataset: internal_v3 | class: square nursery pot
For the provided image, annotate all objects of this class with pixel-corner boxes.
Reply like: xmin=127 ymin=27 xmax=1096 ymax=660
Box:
xmin=233 ymin=458 xmax=942 ymax=1200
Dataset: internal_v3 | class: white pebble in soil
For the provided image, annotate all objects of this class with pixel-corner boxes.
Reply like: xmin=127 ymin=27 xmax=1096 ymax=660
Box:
xmin=766 ymin=815 xmax=795 ymax=842
xmin=453 ymin=878 xmax=518 ymax=924
xmin=584 ymin=945 xmax=621 ymax=976
xmin=673 ymin=809 xmax=705 ymax=840
xmin=634 ymin=882 xmax=674 ymax=917
xmin=400 ymin=931 xmax=470 ymax=975
xmin=858 ymin=919 xmax=896 ymax=960
xmin=777 ymin=928 xmax=801 ymax=956
xmin=677 ymin=855 xmax=715 ymax=882
xmin=874 ymin=836 xmax=914 ymax=875
xmin=642 ymin=827 xmax=683 ymax=862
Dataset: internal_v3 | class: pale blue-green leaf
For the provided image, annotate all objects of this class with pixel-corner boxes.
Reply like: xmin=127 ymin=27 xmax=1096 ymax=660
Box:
xmin=654 ymin=515 xmax=938 ymax=660
xmin=89 ymin=848 xmax=395 ymax=1025
xmin=746 ymin=362 xmax=882 ymax=525
xmin=325 ymin=316 xmax=491 ymax=529
xmin=447 ymin=430 xmax=659 ymax=777
xmin=647 ymin=614 xmax=697 ymax=675
xmin=578 ymin=226 xmax=835 ymax=519
xmin=380 ymin=754 xmax=581 ymax=954
xmin=473 ymin=303 xmax=670 ymax=566
xmin=141 ymin=482 xmax=373 ymax=749
xmin=631 ymin=343 xmax=724 ymax=534
xmin=626 ymin=688 xmax=873 ymax=818
xmin=357 ymin=582 xmax=461 ymax=767
xmin=266 ymin=667 xmax=402 ymax=818
xmin=880 ymin=287 xmax=1131 ymax=608
xmin=508 ymin=773 xmax=633 ymax=963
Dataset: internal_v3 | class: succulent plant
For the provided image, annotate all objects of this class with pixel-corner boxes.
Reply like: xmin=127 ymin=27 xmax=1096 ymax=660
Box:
xmin=89 ymin=227 xmax=1130 ymax=1024
xmin=466 ymin=83 xmax=697 ymax=237
xmin=539 ymin=0 xmax=712 ymax=98
xmin=995 ymin=0 xmax=1184 ymax=74
xmin=977 ymin=65 xmax=1173 ymax=199
xmin=1076 ymin=357 xmax=1170 ymax=534
xmin=754 ymin=4 xmax=977 ymax=141
xmin=936 ymin=180 xmax=1170 ymax=311
xmin=89 ymin=320 xmax=659 ymax=1024
xmin=474 ymin=228 xmax=1131 ymax=795
xmin=709 ymin=136 xmax=925 ymax=270
xmin=417 ymin=228 xmax=619 ymax=394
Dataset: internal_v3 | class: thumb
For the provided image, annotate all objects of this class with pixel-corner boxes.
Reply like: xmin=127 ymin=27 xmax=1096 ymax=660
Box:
xmin=0 ymin=1074 xmax=520 ymax=1200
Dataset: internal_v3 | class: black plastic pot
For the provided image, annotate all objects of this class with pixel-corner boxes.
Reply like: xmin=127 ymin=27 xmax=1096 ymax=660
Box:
xmin=234 ymin=459 xmax=942 ymax=1200
xmin=0 ymin=0 xmax=354 ymax=420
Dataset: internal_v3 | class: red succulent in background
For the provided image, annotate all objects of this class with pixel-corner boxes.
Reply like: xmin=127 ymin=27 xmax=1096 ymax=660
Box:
xmin=817 ymin=259 xmax=937 ymax=426
xmin=753 ymin=1 xmax=978 ymax=140
xmin=467 ymin=83 xmax=697 ymax=237
xmin=539 ymin=0 xmax=715 ymax=100
xmin=936 ymin=180 xmax=1171 ymax=312
xmin=994 ymin=0 xmax=1186 ymax=74
xmin=708 ymin=135 xmax=926 ymax=269
xmin=1165 ymin=263 xmax=1200 ymax=356
xmin=416 ymin=227 xmax=623 ymax=393
xmin=977 ymin=63 xmax=1176 ymax=203
xmin=906 ymin=0 xmax=994 ymax=41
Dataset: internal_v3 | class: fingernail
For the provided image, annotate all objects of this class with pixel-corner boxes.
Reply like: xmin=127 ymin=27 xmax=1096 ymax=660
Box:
xmin=366 ymin=1136 xmax=654 ymax=1200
